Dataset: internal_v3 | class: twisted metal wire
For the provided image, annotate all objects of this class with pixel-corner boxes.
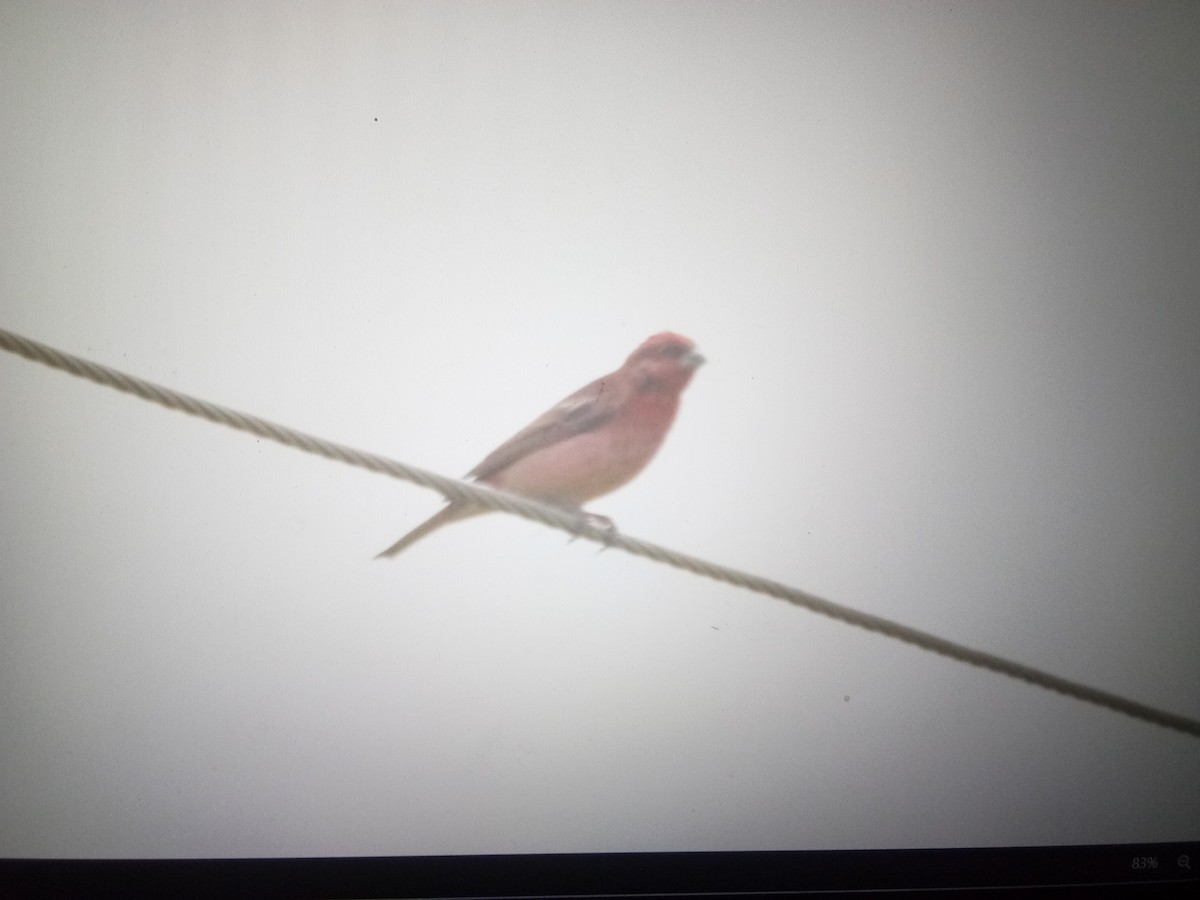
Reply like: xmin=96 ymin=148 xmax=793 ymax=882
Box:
xmin=3 ymin=325 xmax=1197 ymax=739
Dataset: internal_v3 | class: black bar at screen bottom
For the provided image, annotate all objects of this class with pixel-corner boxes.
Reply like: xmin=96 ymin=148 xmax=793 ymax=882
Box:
xmin=4 ymin=843 xmax=1199 ymax=898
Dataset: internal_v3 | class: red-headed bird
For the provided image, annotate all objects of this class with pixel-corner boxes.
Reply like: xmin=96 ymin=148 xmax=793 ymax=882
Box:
xmin=376 ymin=332 xmax=704 ymax=557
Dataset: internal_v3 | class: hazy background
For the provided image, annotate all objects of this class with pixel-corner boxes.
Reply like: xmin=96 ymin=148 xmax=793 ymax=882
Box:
xmin=2 ymin=1 xmax=1198 ymax=858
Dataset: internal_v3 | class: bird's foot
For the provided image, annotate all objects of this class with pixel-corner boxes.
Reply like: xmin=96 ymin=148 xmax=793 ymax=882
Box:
xmin=567 ymin=511 xmax=618 ymax=549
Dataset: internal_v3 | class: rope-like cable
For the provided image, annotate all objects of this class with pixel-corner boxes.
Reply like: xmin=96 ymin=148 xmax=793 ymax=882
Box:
xmin=3 ymin=325 xmax=1198 ymax=739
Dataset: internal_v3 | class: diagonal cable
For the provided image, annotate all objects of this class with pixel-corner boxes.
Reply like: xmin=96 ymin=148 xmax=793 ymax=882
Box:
xmin=2 ymin=324 xmax=1198 ymax=739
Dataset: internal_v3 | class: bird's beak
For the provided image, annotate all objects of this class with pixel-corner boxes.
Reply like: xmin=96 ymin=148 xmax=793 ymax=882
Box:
xmin=683 ymin=349 xmax=705 ymax=370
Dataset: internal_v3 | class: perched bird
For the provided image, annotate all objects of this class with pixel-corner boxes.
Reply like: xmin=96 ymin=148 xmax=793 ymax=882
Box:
xmin=376 ymin=332 xmax=704 ymax=557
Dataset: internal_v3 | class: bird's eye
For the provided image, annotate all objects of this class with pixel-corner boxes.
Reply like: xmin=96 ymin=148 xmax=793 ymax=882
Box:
xmin=659 ymin=342 xmax=687 ymax=358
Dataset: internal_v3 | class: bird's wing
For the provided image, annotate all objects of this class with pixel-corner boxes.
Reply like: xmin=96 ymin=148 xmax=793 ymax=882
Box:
xmin=468 ymin=372 xmax=624 ymax=482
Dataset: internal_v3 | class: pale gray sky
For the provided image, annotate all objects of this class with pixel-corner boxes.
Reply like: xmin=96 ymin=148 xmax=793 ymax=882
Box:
xmin=2 ymin=1 xmax=1198 ymax=858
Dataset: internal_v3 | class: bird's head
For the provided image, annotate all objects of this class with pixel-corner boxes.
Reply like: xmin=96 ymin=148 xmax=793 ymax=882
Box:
xmin=624 ymin=332 xmax=705 ymax=394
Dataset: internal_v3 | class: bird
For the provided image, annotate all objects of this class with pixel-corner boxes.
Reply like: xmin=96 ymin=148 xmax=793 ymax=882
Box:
xmin=376 ymin=332 xmax=704 ymax=557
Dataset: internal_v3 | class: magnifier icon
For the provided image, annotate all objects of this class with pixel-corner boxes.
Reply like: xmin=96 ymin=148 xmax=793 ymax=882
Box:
xmin=1180 ymin=855 xmax=1192 ymax=870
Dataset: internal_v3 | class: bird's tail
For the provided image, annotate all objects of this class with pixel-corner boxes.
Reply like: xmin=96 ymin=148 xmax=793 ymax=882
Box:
xmin=374 ymin=503 xmax=484 ymax=559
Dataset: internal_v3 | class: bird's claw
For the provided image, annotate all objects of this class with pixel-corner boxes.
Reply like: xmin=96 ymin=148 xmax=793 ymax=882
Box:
xmin=567 ymin=511 xmax=618 ymax=549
